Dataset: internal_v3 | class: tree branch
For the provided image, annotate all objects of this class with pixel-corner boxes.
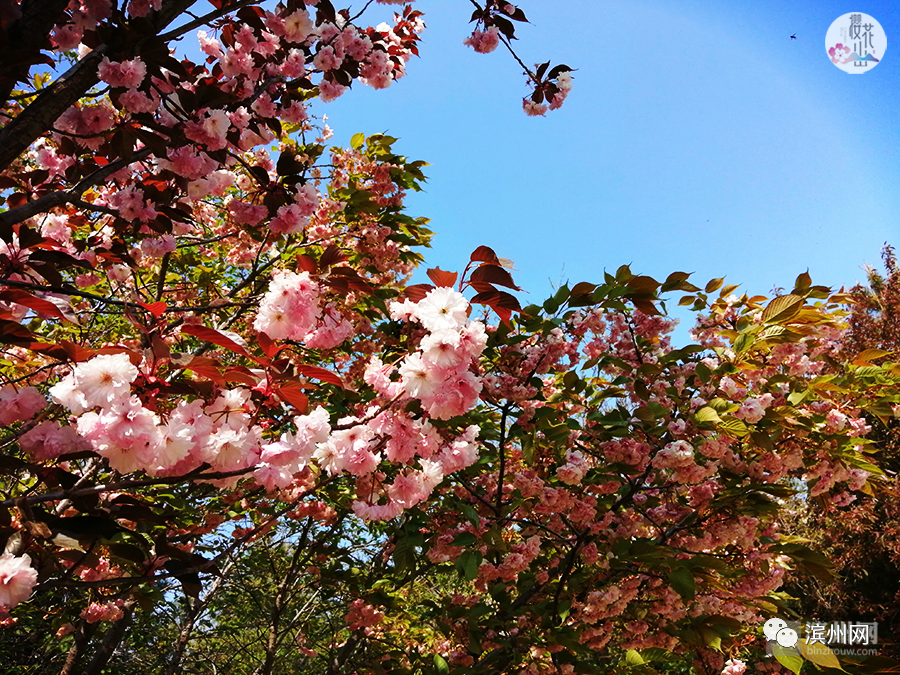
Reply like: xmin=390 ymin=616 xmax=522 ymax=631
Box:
xmin=0 ymin=147 xmax=152 ymax=229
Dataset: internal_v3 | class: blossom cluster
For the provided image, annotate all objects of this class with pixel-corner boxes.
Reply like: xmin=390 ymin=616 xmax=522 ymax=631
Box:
xmin=0 ymin=554 xmax=38 ymax=615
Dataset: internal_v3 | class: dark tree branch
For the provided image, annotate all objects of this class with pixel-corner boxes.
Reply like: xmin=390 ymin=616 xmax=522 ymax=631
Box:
xmin=0 ymin=0 xmax=197 ymax=176
xmin=0 ymin=146 xmax=152 ymax=229
xmin=0 ymin=0 xmax=71 ymax=104
xmin=0 ymin=465 xmax=257 ymax=509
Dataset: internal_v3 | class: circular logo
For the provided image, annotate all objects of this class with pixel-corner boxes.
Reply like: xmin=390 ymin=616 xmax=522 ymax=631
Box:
xmin=826 ymin=13 xmax=887 ymax=73
xmin=764 ymin=618 xmax=787 ymax=641
xmin=776 ymin=627 xmax=799 ymax=648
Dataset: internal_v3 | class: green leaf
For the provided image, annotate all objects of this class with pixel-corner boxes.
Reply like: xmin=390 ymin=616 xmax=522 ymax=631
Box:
xmin=718 ymin=416 xmax=749 ymax=437
xmin=705 ymin=277 xmax=724 ymax=293
xmin=558 ymin=596 xmax=572 ymax=622
xmin=350 ymin=132 xmax=365 ymax=149
xmin=734 ymin=331 xmax=755 ymax=354
xmin=787 ymin=389 xmax=808 ymax=405
xmin=698 ymin=626 xmax=722 ymax=651
xmin=451 ymin=532 xmax=477 ymax=547
xmin=719 ymin=283 xmax=740 ymax=298
xmin=694 ymin=406 xmax=722 ymax=424
xmin=761 ymin=294 xmax=804 ymax=324
xmin=772 ymin=644 xmax=804 ymax=675
xmin=456 ymin=550 xmax=482 ymax=581
xmin=625 ymin=649 xmax=645 ymax=666
xmin=799 ymin=641 xmax=846 ymax=671
xmin=695 ymin=361 xmax=711 ymax=383
xmin=461 ymin=504 xmax=480 ymax=527
xmin=668 ymin=567 xmax=695 ymax=601
xmin=434 ymin=654 xmax=450 ymax=674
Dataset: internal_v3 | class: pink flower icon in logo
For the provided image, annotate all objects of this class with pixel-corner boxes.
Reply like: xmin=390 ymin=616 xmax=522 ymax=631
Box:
xmin=829 ymin=43 xmax=851 ymax=64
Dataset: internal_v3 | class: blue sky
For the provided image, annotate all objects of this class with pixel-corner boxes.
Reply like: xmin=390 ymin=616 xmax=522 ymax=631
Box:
xmin=315 ymin=0 xmax=898 ymax=312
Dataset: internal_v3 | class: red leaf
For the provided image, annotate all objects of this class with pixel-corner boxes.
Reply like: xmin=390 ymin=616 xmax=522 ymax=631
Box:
xmin=468 ymin=264 xmax=521 ymax=290
xmin=139 ymin=301 xmax=167 ymax=318
xmin=181 ymin=324 xmax=248 ymax=356
xmin=26 ymin=341 xmax=69 ymax=360
xmin=470 ymin=245 xmax=500 ymax=265
xmin=468 ymin=282 xmax=497 ymax=294
xmin=493 ymin=307 xmax=512 ymax=326
xmin=401 ymin=284 xmax=434 ymax=303
xmin=224 ymin=366 xmax=259 ymax=387
xmin=570 ymin=282 xmax=596 ymax=298
xmin=0 ymin=289 xmax=73 ymax=322
xmin=295 ymin=254 xmax=317 ymax=274
xmin=7 ymin=193 xmax=27 ymax=209
xmin=185 ymin=357 xmax=225 ymax=385
xmin=61 ymin=340 xmax=97 ymax=362
xmin=257 ymin=331 xmax=284 ymax=358
xmin=471 ymin=290 xmax=522 ymax=327
xmin=319 ymin=245 xmax=349 ymax=268
xmin=631 ymin=297 xmax=662 ymax=316
xmin=274 ymin=381 xmax=309 ymax=412
xmin=296 ymin=365 xmax=344 ymax=387
xmin=329 ymin=267 xmax=374 ymax=294
xmin=426 ymin=267 xmax=458 ymax=288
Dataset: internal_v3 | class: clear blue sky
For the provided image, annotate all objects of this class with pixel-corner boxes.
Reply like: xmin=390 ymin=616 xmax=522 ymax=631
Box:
xmin=314 ymin=0 xmax=898 ymax=309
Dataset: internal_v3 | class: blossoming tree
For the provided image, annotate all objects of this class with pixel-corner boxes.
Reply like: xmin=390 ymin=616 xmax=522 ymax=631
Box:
xmin=0 ymin=0 xmax=898 ymax=674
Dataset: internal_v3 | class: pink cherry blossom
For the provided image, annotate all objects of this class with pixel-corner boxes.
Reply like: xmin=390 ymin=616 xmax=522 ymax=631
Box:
xmin=722 ymin=659 xmax=746 ymax=675
xmin=253 ymin=270 xmax=321 ymax=340
xmin=50 ymin=353 xmax=139 ymax=414
xmin=0 ymin=385 xmax=46 ymax=425
xmin=97 ymin=57 xmax=147 ymax=89
xmin=81 ymin=601 xmax=124 ymax=623
xmin=523 ymin=99 xmax=549 ymax=117
xmin=414 ymin=287 xmax=469 ymax=332
xmin=18 ymin=422 xmax=86 ymax=461
xmin=464 ymin=26 xmax=500 ymax=54
xmin=0 ymin=554 xmax=38 ymax=610
xmin=283 ymin=8 xmax=314 ymax=42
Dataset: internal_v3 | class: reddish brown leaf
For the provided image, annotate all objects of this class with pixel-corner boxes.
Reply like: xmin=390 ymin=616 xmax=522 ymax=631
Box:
xmin=257 ymin=331 xmax=284 ymax=358
xmin=401 ymin=284 xmax=434 ymax=303
xmin=150 ymin=333 xmax=170 ymax=361
xmin=0 ymin=289 xmax=73 ymax=322
xmin=319 ymin=245 xmax=349 ymax=268
xmin=626 ymin=275 xmax=660 ymax=291
xmin=275 ymin=381 xmax=309 ymax=412
xmin=468 ymin=282 xmax=497 ymax=294
xmin=469 ymin=264 xmax=521 ymax=290
xmin=0 ymin=319 xmax=36 ymax=345
xmin=139 ymin=301 xmax=167 ymax=318
xmin=185 ymin=357 xmax=225 ymax=385
xmin=631 ymin=297 xmax=662 ymax=316
xmin=6 ymin=193 xmax=27 ymax=209
xmin=570 ymin=282 xmax=596 ymax=298
xmin=181 ymin=324 xmax=248 ymax=356
xmin=26 ymin=341 xmax=69 ymax=360
xmin=427 ymin=267 xmax=458 ymax=288
xmin=329 ymin=267 xmax=373 ymax=294
xmin=295 ymin=254 xmax=317 ymax=274
xmin=296 ymin=365 xmax=344 ymax=387
xmin=471 ymin=290 xmax=522 ymax=312
xmin=470 ymin=245 xmax=500 ymax=265
xmin=61 ymin=340 xmax=97 ymax=362
xmin=224 ymin=366 xmax=259 ymax=387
